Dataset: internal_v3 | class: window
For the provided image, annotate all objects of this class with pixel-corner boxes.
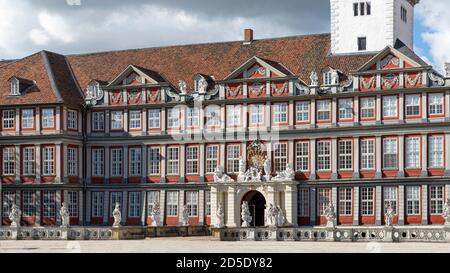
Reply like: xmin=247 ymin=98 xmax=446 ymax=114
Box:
xmin=353 ymin=3 xmax=359 ymax=16
xmin=360 ymin=2 xmax=365 ymax=15
xmin=186 ymin=146 xmax=199 ymax=175
xmin=324 ymin=72 xmax=333 ymax=86
xmin=167 ymin=108 xmax=180 ymax=129
xmin=111 ymin=148 xmax=123 ymax=177
xmin=429 ymin=135 xmax=444 ymax=168
xmin=67 ymin=147 xmax=78 ymax=176
xmin=317 ymin=100 xmax=331 ymax=122
xmin=21 ymin=109 xmax=34 ymax=129
xmin=167 ymin=147 xmax=179 ymax=175
xmin=226 ymin=105 xmax=241 ymax=127
xmin=405 ymin=95 xmax=420 ymax=117
xmin=406 ymin=186 xmax=420 ymax=215
xmin=166 ymin=191 xmax=179 ymax=216
xmin=92 ymin=192 xmax=104 ymax=218
xmin=339 ymin=140 xmax=353 ymax=170
xmin=273 ymin=103 xmax=288 ymax=124
xmin=2 ymin=191 xmax=15 ymax=217
xmin=92 ymin=148 xmax=105 ymax=176
xmin=110 ymin=192 xmax=122 ymax=215
xmin=42 ymin=146 xmax=55 ymax=176
xmin=366 ymin=2 xmax=371 ymax=15
xmin=384 ymin=187 xmax=397 ymax=214
xmin=429 ymin=93 xmax=444 ymax=116
xmin=354 ymin=2 xmax=371 ymax=16
xmin=273 ymin=143 xmax=287 ymax=173
xmin=338 ymin=99 xmax=353 ymax=120
xmin=129 ymin=148 xmax=142 ymax=176
xmin=129 ymin=110 xmax=141 ymax=130
xmin=317 ymin=141 xmax=331 ymax=171
xmin=318 ymin=188 xmax=331 ymax=216
xmin=250 ymin=104 xmax=264 ymax=126
xmin=2 ymin=110 xmax=15 ymax=129
xmin=10 ymin=78 xmax=20 ymax=96
xmin=110 ymin=111 xmax=123 ymax=131
xmin=128 ymin=192 xmax=141 ymax=218
xmin=147 ymin=191 xmax=160 ymax=213
xmin=360 ymin=139 xmax=375 ymax=170
xmin=68 ymin=191 xmax=78 ymax=217
xmin=361 ymin=187 xmax=374 ymax=216
xmin=185 ymin=191 xmax=198 ymax=217
xmin=23 ymin=147 xmax=35 ymax=175
xmin=3 ymin=147 xmax=15 ymax=176
xmin=338 ymin=188 xmax=352 ymax=216
xmin=430 ymin=186 xmax=444 ymax=215
xmin=148 ymin=109 xmax=160 ymax=129
xmin=295 ymin=141 xmax=309 ymax=172
xmin=405 ymin=137 xmax=420 ymax=169
xmin=401 ymin=6 xmax=407 ymax=23
xmin=206 ymin=145 xmax=219 ymax=174
xmin=41 ymin=108 xmax=54 ymax=129
xmin=205 ymin=106 xmax=221 ymax=127
xmin=92 ymin=112 xmax=104 ymax=131
xmin=148 ymin=147 xmax=160 ymax=175
xmin=205 ymin=191 xmax=211 ymax=216
xmin=298 ymin=188 xmax=310 ymax=217
xmin=227 ymin=145 xmax=241 ymax=173
xmin=358 ymin=37 xmax=367 ymax=51
xmin=67 ymin=110 xmax=77 ymax=130
xmin=383 ymin=138 xmax=398 ymax=169
xmin=296 ymin=101 xmax=310 ymax=123
xmin=383 ymin=96 xmax=398 ymax=118
xmin=22 ymin=191 xmax=35 ymax=217
xmin=360 ymin=97 xmax=375 ymax=119
xmin=42 ymin=191 xmax=56 ymax=218
xmin=186 ymin=108 xmax=200 ymax=128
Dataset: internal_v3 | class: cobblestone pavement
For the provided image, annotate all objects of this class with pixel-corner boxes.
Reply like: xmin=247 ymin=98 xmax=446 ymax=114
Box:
xmin=1 ymin=237 xmax=450 ymax=253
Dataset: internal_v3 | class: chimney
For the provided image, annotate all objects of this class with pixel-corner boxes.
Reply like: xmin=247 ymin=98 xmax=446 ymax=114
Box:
xmin=244 ymin=29 xmax=254 ymax=45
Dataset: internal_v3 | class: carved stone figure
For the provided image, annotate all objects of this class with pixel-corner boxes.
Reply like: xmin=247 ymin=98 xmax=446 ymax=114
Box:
xmin=150 ymin=201 xmax=161 ymax=227
xmin=112 ymin=202 xmax=122 ymax=228
xmin=9 ymin=204 xmax=21 ymax=228
xmin=276 ymin=205 xmax=285 ymax=227
xmin=331 ymin=69 xmax=339 ymax=85
xmin=265 ymin=204 xmax=277 ymax=227
xmin=444 ymin=63 xmax=450 ymax=78
xmin=178 ymin=80 xmax=188 ymax=95
xmin=181 ymin=205 xmax=190 ymax=226
xmin=385 ymin=202 xmax=394 ymax=227
xmin=443 ymin=198 xmax=450 ymax=226
xmin=237 ymin=158 xmax=247 ymax=182
xmin=324 ymin=202 xmax=336 ymax=228
xmin=263 ymin=157 xmax=272 ymax=181
xmin=60 ymin=203 xmax=70 ymax=228
xmin=272 ymin=164 xmax=296 ymax=182
xmin=197 ymin=77 xmax=208 ymax=93
xmin=241 ymin=201 xmax=252 ymax=227
xmin=215 ymin=203 xmax=225 ymax=228
xmin=213 ymin=166 xmax=234 ymax=183
xmin=310 ymin=71 xmax=319 ymax=86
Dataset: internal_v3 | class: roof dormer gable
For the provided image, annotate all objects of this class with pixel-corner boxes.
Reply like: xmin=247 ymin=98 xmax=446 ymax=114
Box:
xmin=8 ymin=76 xmax=35 ymax=96
xmin=224 ymin=56 xmax=293 ymax=81
xmin=107 ymin=64 xmax=167 ymax=88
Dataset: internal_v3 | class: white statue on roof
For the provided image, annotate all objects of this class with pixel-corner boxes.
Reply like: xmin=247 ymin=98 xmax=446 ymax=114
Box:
xmin=309 ymin=71 xmax=319 ymax=86
xmin=178 ymin=80 xmax=187 ymax=95
xmin=197 ymin=77 xmax=208 ymax=93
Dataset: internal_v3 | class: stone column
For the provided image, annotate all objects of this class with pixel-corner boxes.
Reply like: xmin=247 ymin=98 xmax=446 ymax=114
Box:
xmin=36 ymin=107 xmax=41 ymax=133
xmin=422 ymin=185 xmax=428 ymax=225
xmin=332 ymin=187 xmax=338 ymax=208
xmin=288 ymin=140 xmax=295 ymax=168
xmin=398 ymin=185 xmax=405 ymax=225
xmin=178 ymin=190 xmax=185 ymax=225
xmin=331 ymin=98 xmax=337 ymax=126
xmin=199 ymin=190 xmax=205 ymax=225
xmin=398 ymin=135 xmax=405 ymax=177
xmin=353 ymin=186 xmax=359 ymax=226
xmin=142 ymin=110 xmax=147 ymax=133
xmin=376 ymin=186 xmax=382 ymax=225
xmin=55 ymin=144 xmax=62 ymax=183
xmin=422 ymin=92 xmax=428 ymax=121
xmin=376 ymin=95 xmax=382 ymax=124
xmin=399 ymin=93 xmax=405 ymax=121
xmin=422 ymin=134 xmax=428 ymax=177
xmin=123 ymin=145 xmax=129 ymax=183
xmin=141 ymin=191 xmax=147 ymax=226
xmin=179 ymin=145 xmax=186 ymax=183
xmin=141 ymin=146 xmax=147 ymax=184
xmin=56 ymin=191 xmax=62 ymax=226
xmin=56 ymin=107 xmax=61 ymax=132
xmin=105 ymin=110 xmax=110 ymax=134
xmin=86 ymin=191 xmax=91 ymax=225
xmin=159 ymin=190 xmax=166 ymax=226
xmin=375 ymin=136 xmax=382 ymax=178
xmin=103 ymin=191 xmax=109 ymax=225
xmin=210 ymin=186 xmax=218 ymax=227
xmin=220 ymin=143 xmax=226 ymax=170
xmin=62 ymin=144 xmax=68 ymax=182
xmin=35 ymin=190 xmax=41 ymax=226
xmin=104 ymin=146 xmax=110 ymax=184
xmin=331 ymin=138 xmax=338 ymax=179
xmin=86 ymin=147 xmax=92 ymax=184
xmin=284 ymin=184 xmax=298 ymax=227
xmin=310 ymin=99 xmax=316 ymax=128
xmin=160 ymin=145 xmax=166 ymax=183
xmin=265 ymin=101 xmax=271 ymax=131
xmin=35 ymin=144 xmax=41 ymax=184
xmin=15 ymin=145 xmax=20 ymax=184
xmin=309 ymin=187 xmax=317 ymax=226
xmin=124 ymin=109 xmax=129 ymax=133
xmin=122 ymin=190 xmax=128 ymax=225
xmin=226 ymin=187 xmax=239 ymax=227
xmin=288 ymin=100 xmax=294 ymax=129
xmin=15 ymin=108 xmax=20 ymax=133
xmin=79 ymin=191 xmax=84 ymax=226
xmin=446 ymin=134 xmax=450 ymax=176
xmin=353 ymin=96 xmax=360 ymax=124
xmin=310 ymin=139 xmax=317 ymax=180
xmin=353 ymin=137 xmax=360 ymax=178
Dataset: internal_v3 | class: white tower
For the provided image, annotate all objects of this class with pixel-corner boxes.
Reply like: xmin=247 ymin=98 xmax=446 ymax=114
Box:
xmin=330 ymin=0 xmax=420 ymax=55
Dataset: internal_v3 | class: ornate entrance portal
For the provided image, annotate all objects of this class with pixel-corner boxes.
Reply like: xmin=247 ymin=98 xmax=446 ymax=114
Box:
xmin=242 ymin=191 xmax=266 ymax=227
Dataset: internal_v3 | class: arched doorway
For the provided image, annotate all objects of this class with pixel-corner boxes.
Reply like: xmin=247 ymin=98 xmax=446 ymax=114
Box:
xmin=242 ymin=191 xmax=266 ymax=227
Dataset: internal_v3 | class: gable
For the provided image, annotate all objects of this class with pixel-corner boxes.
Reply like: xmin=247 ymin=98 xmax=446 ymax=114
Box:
xmin=224 ymin=56 xmax=292 ymax=81
xmin=107 ymin=65 xmax=166 ymax=87
xmin=356 ymin=46 xmax=424 ymax=73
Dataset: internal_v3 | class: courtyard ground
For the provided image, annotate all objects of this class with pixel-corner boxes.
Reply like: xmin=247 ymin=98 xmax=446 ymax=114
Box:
xmin=1 ymin=236 xmax=450 ymax=253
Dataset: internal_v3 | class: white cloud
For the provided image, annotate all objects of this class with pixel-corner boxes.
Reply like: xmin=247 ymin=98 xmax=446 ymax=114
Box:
xmin=416 ymin=0 xmax=450 ymax=71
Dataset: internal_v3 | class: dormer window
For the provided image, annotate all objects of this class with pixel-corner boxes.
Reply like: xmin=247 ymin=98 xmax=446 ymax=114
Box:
xmin=324 ymin=72 xmax=333 ymax=86
xmin=10 ymin=78 xmax=20 ymax=96
xmin=88 ymin=81 xmax=104 ymax=100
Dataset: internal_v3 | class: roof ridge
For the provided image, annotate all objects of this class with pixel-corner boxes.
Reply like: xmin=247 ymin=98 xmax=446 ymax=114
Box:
xmin=41 ymin=51 xmax=64 ymax=103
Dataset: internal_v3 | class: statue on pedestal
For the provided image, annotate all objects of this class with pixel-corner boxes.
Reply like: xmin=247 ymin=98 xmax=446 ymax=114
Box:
xmin=215 ymin=203 xmax=225 ymax=228
xmin=214 ymin=166 xmax=234 ymax=183
xmin=241 ymin=201 xmax=252 ymax=227
xmin=237 ymin=158 xmax=247 ymax=182
xmin=9 ymin=204 xmax=21 ymax=228
xmin=272 ymin=164 xmax=296 ymax=182
xmin=265 ymin=204 xmax=277 ymax=227
xmin=276 ymin=205 xmax=285 ymax=227
xmin=443 ymin=198 xmax=450 ymax=226
xmin=385 ymin=202 xmax=394 ymax=227
xmin=263 ymin=157 xmax=271 ymax=182
xmin=60 ymin=203 xmax=70 ymax=228
xmin=181 ymin=205 xmax=190 ymax=226
xmin=112 ymin=202 xmax=122 ymax=228
xmin=310 ymin=71 xmax=319 ymax=86
xmin=150 ymin=201 xmax=161 ymax=227
xmin=178 ymin=80 xmax=188 ymax=95
xmin=324 ymin=202 xmax=336 ymax=229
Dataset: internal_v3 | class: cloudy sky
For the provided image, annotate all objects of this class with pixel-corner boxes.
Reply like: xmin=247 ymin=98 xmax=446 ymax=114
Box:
xmin=0 ymin=0 xmax=448 ymax=70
